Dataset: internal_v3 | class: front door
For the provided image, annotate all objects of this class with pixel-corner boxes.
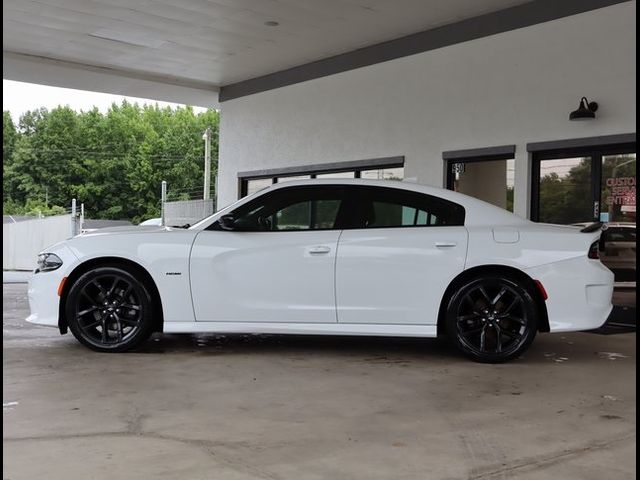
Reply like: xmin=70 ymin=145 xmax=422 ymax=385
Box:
xmin=336 ymin=185 xmax=468 ymax=325
xmin=190 ymin=185 xmax=347 ymax=323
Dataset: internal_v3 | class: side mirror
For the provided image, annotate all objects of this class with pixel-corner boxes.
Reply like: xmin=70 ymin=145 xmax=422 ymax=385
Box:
xmin=218 ymin=214 xmax=236 ymax=231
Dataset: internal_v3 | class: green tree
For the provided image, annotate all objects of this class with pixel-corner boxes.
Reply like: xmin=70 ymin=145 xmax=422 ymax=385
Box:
xmin=3 ymin=111 xmax=18 ymax=203
xmin=506 ymin=186 xmax=514 ymax=212
xmin=3 ymin=103 xmax=220 ymax=223
xmin=538 ymin=159 xmax=592 ymax=224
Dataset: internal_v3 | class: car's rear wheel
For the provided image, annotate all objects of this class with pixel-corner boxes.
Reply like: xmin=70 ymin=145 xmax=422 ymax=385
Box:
xmin=445 ymin=275 xmax=537 ymax=363
xmin=66 ymin=266 xmax=155 ymax=352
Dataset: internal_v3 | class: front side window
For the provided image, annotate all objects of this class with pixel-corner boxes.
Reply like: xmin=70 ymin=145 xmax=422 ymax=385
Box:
xmin=225 ymin=186 xmax=346 ymax=232
xmin=352 ymin=186 xmax=465 ymax=228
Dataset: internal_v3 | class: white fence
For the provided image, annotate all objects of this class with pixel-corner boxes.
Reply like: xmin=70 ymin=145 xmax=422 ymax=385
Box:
xmin=163 ymin=199 xmax=215 ymax=227
xmin=3 ymin=214 xmax=73 ymax=270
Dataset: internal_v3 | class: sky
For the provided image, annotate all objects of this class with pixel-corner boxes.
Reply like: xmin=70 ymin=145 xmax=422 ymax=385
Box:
xmin=3 ymin=80 xmax=207 ymax=120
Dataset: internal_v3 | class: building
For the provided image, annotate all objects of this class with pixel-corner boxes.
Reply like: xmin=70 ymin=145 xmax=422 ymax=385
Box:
xmin=214 ymin=2 xmax=636 ymax=229
xmin=3 ymin=1 xmax=636 ymax=226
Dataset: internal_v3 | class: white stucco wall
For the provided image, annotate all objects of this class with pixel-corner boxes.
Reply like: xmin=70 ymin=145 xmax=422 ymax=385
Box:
xmin=218 ymin=2 xmax=636 ymax=217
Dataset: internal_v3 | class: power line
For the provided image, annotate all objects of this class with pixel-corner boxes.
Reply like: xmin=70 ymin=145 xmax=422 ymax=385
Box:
xmin=12 ymin=147 xmax=203 ymax=159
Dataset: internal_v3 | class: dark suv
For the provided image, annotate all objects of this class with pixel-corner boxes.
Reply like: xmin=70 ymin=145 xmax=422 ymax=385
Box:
xmin=599 ymin=223 xmax=636 ymax=287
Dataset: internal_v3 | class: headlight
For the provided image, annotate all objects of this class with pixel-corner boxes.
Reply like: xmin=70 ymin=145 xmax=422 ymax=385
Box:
xmin=36 ymin=253 xmax=63 ymax=272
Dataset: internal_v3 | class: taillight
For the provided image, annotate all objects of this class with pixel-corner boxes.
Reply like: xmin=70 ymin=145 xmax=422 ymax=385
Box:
xmin=588 ymin=241 xmax=600 ymax=259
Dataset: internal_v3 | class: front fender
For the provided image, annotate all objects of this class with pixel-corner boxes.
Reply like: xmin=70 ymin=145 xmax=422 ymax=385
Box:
xmin=65 ymin=231 xmax=198 ymax=322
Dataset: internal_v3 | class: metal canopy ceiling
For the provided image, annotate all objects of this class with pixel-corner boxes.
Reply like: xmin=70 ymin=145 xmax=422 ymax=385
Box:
xmin=2 ymin=0 xmax=528 ymax=105
xmin=2 ymin=0 xmax=626 ymax=106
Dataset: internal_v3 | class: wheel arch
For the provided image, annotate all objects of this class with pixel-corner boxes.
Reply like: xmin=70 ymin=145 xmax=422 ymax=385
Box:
xmin=437 ymin=264 xmax=550 ymax=336
xmin=58 ymin=256 xmax=164 ymax=335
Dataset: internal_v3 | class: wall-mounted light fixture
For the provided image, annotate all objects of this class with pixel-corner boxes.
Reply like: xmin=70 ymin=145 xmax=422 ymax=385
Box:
xmin=569 ymin=97 xmax=598 ymax=121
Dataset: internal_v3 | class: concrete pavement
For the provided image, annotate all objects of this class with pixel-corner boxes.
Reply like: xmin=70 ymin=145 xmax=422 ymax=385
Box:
xmin=3 ymin=284 xmax=636 ymax=480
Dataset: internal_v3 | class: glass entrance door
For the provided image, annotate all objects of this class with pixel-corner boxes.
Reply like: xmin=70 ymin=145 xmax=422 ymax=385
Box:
xmin=600 ymin=154 xmax=636 ymax=285
xmin=532 ymin=149 xmax=636 ymax=224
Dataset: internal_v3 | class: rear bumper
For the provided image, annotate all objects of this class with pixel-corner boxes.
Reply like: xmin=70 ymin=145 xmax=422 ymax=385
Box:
xmin=524 ymin=256 xmax=614 ymax=332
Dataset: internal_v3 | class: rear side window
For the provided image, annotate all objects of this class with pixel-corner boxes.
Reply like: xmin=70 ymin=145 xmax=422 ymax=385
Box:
xmin=602 ymin=228 xmax=636 ymax=243
xmin=224 ymin=186 xmax=346 ymax=232
xmin=351 ymin=186 xmax=465 ymax=228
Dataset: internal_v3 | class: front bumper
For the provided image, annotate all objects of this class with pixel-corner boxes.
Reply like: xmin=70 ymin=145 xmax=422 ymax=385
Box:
xmin=26 ymin=245 xmax=78 ymax=329
xmin=525 ymin=256 xmax=614 ymax=332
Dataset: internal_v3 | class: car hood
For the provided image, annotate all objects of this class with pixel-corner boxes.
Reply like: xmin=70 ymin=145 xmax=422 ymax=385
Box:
xmin=78 ymin=225 xmax=171 ymax=236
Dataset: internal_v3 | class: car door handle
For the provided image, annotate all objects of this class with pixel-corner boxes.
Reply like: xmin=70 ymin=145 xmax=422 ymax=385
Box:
xmin=435 ymin=241 xmax=457 ymax=248
xmin=308 ymin=245 xmax=331 ymax=254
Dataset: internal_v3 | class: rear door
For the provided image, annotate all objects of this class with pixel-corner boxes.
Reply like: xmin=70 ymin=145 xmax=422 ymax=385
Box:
xmin=336 ymin=186 xmax=468 ymax=325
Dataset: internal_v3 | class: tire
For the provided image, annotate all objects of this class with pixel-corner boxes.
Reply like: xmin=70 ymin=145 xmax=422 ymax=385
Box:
xmin=66 ymin=266 xmax=155 ymax=352
xmin=445 ymin=275 xmax=538 ymax=363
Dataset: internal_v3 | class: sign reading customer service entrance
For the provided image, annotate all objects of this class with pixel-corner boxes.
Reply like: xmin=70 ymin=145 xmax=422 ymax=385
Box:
xmin=605 ymin=176 xmax=636 ymax=206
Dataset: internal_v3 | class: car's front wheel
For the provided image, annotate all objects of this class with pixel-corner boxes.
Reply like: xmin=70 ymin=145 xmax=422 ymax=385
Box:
xmin=66 ymin=266 xmax=155 ymax=352
xmin=445 ymin=275 xmax=538 ymax=363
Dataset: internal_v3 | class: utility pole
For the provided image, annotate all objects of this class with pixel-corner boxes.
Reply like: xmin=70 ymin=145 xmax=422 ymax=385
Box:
xmin=71 ymin=198 xmax=77 ymax=237
xmin=202 ymin=127 xmax=212 ymax=200
xmin=161 ymin=181 xmax=167 ymax=227
xmin=45 ymin=186 xmax=49 ymax=208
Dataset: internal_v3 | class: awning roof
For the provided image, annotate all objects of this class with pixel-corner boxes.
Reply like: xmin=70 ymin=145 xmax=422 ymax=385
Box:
xmin=2 ymin=0 xmax=625 ymax=106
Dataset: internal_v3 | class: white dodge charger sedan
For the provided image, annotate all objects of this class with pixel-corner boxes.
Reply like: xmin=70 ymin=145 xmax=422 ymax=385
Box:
xmin=27 ymin=179 xmax=614 ymax=362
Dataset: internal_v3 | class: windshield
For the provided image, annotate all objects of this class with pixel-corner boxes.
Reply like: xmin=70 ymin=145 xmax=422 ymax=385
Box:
xmin=188 ymin=189 xmax=266 ymax=229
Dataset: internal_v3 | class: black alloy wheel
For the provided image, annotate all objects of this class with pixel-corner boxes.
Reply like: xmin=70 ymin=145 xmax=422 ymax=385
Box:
xmin=66 ymin=266 xmax=155 ymax=352
xmin=446 ymin=275 xmax=538 ymax=363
